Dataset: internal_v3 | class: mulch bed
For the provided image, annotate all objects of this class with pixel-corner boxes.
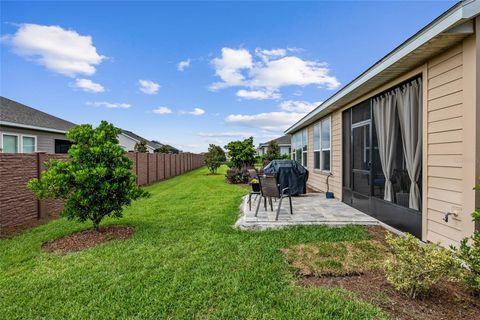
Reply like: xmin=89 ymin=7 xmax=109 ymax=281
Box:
xmin=42 ymin=225 xmax=134 ymax=254
xmin=293 ymin=226 xmax=480 ymax=320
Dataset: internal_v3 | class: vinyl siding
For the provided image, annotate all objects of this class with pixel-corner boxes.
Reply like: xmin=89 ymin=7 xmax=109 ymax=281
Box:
xmin=0 ymin=125 xmax=67 ymax=153
xmin=425 ymin=42 xmax=470 ymax=246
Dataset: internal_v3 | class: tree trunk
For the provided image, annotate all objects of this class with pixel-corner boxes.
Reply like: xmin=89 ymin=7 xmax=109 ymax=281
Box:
xmin=93 ymin=220 xmax=101 ymax=232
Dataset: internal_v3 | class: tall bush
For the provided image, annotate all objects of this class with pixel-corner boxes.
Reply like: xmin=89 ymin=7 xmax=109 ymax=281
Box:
xmin=265 ymin=140 xmax=281 ymax=161
xmin=204 ymin=144 xmax=226 ymax=174
xmin=134 ymin=140 xmax=148 ymax=153
xmin=28 ymin=121 xmax=149 ymax=231
xmin=224 ymin=137 xmax=256 ymax=169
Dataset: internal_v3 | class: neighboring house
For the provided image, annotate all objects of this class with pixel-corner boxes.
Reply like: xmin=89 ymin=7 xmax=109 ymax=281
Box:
xmin=0 ymin=97 xmax=75 ymax=154
xmin=257 ymin=135 xmax=291 ymax=156
xmin=285 ymin=1 xmax=480 ymax=247
xmin=119 ymin=131 xmax=180 ymax=154
xmin=119 ymin=130 xmax=158 ymax=153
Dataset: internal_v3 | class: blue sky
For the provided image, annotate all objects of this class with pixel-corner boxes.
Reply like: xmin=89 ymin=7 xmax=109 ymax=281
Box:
xmin=1 ymin=1 xmax=455 ymax=152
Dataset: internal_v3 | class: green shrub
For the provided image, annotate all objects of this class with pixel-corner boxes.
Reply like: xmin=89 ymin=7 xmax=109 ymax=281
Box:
xmin=134 ymin=139 xmax=148 ymax=152
xmin=384 ymin=233 xmax=458 ymax=298
xmin=204 ymin=144 xmax=226 ymax=174
xmin=224 ymin=137 xmax=256 ymax=169
xmin=28 ymin=121 xmax=149 ymax=231
xmin=457 ymin=231 xmax=480 ymax=295
xmin=454 ymin=181 xmax=480 ymax=295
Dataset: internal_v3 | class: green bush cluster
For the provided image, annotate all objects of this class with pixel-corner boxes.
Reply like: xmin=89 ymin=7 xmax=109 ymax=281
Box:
xmin=384 ymin=233 xmax=457 ymax=298
xmin=454 ymin=181 xmax=480 ymax=295
xmin=204 ymin=144 xmax=226 ymax=174
xmin=224 ymin=137 xmax=256 ymax=169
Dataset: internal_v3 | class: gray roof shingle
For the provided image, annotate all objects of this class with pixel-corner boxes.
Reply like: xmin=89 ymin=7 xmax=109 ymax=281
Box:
xmin=0 ymin=96 xmax=76 ymax=132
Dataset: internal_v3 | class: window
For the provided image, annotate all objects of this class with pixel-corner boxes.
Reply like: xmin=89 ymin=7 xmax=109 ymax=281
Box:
xmin=291 ymin=129 xmax=308 ymax=167
xmin=302 ymin=129 xmax=308 ymax=167
xmin=22 ymin=136 xmax=36 ymax=153
xmin=1 ymin=133 xmax=38 ymax=153
xmin=2 ymin=134 xmax=18 ymax=153
xmin=55 ymin=139 xmax=73 ymax=154
xmin=321 ymin=117 xmax=331 ymax=171
xmin=313 ymin=117 xmax=331 ymax=171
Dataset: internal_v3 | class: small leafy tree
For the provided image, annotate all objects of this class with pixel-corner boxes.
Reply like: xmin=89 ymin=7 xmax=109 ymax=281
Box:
xmin=134 ymin=140 xmax=148 ymax=153
xmin=204 ymin=144 xmax=226 ymax=174
xmin=155 ymin=145 xmax=169 ymax=154
xmin=224 ymin=137 xmax=256 ymax=169
xmin=455 ymin=181 xmax=480 ymax=295
xmin=28 ymin=121 xmax=149 ymax=231
xmin=265 ymin=140 xmax=281 ymax=161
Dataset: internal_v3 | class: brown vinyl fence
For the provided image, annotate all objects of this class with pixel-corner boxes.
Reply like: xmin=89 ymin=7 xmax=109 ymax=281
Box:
xmin=0 ymin=152 xmax=204 ymax=229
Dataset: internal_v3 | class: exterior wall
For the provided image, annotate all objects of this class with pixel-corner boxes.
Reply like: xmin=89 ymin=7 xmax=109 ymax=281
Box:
xmin=424 ymin=35 xmax=478 ymax=246
xmin=0 ymin=152 xmax=205 ymax=229
xmin=0 ymin=125 xmax=68 ymax=153
xmin=290 ymin=35 xmax=478 ymax=246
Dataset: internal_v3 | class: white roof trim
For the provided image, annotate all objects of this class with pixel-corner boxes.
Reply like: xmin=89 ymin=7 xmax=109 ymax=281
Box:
xmin=285 ymin=0 xmax=480 ymax=134
xmin=0 ymin=120 xmax=68 ymax=134
xmin=119 ymin=132 xmax=156 ymax=151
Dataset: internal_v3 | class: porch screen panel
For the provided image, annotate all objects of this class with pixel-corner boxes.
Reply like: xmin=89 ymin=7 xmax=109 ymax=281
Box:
xmin=342 ymin=111 xmax=351 ymax=188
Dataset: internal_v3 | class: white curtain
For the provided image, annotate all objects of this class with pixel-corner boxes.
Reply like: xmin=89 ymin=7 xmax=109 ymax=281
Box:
xmin=373 ymin=93 xmax=398 ymax=202
xmin=396 ymin=78 xmax=422 ymax=210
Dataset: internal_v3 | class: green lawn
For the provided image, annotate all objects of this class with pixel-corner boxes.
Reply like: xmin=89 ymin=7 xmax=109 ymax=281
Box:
xmin=0 ymin=166 xmax=387 ymax=319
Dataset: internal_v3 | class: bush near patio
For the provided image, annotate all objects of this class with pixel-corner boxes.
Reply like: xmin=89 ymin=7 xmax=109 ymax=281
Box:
xmin=28 ymin=121 xmax=149 ymax=231
xmin=224 ymin=137 xmax=256 ymax=169
xmin=1 ymin=166 xmax=387 ymax=319
xmin=384 ymin=233 xmax=458 ymax=298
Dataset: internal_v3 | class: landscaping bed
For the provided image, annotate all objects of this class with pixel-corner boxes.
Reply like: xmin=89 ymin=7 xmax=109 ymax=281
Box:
xmin=42 ymin=225 xmax=134 ymax=254
xmin=284 ymin=226 xmax=480 ymax=320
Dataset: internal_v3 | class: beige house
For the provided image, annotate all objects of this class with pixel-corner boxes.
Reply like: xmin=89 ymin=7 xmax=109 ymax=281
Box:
xmin=286 ymin=0 xmax=480 ymax=247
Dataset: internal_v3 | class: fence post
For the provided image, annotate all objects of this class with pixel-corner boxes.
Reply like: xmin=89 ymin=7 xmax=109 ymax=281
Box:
xmin=36 ymin=152 xmax=46 ymax=219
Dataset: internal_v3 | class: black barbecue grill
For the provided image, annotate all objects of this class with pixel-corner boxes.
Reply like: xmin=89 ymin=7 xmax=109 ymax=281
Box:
xmin=263 ymin=160 xmax=309 ymax=196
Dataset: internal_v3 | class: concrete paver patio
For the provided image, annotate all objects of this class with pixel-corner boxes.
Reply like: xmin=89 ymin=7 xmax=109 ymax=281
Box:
xmin=235 ymin=192 xmax=379 ymax=230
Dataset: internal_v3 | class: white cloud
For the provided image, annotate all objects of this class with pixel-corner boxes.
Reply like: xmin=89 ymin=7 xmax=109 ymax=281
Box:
xmin=183 ymin=107 xmax=205 ymax=116
xmin=198 ymin=131 xmax=254 ymax=138
xmin=86 ymin=101 xmax=130 ymax=109
xmin=236 ymin=89 xmax=280 ymax=100
xmin=225 ymin=111 xmax=304 ymax=132
xmin=152 ymin=106 xmax=172 ymax=114
xmin=138 ymin=79 xmax=160 ymax=95
xmin=72 ymin=78 xmax=105 ymax=93
xmin=255 ymin=48 xmax=287 ymax=61
xmin=210 ymin=48 xmax=253 ymax=90
xmin=177 ymin=59 xmax=191 ymax=71
xmin=224 ymin=100 xmax=320 ymax=132
xmin=5 ymin=24 xmax=104 ymax=77
xmin=249 ymin=56 xmax=339 ymax=89
xmin=279 ymin=100 xmax=321 ymax=113
xmin=210 ymin=47 xmax=340 ymax=95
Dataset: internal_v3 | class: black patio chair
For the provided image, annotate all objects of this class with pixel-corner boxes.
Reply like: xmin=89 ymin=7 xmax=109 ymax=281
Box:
xmin=247 ymin=169 xmax=261 ymax=211
xmin=255 ymin=175 xmax=293 ymax=220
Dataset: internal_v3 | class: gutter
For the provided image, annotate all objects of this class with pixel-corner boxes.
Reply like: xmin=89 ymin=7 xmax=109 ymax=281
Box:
xmin=0 ymin=120 xmax=70 ymax=134
xmin=285 ymin=0 xmax=480 ymax=134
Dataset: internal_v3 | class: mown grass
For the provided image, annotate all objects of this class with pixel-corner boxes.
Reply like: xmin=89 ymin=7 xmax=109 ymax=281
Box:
xmin=0 ymin=166 xmax=387 ymax=319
